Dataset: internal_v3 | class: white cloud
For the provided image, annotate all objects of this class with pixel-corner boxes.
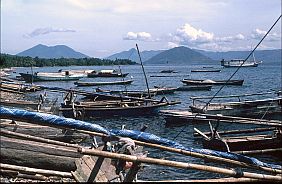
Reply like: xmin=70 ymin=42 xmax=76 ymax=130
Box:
xmin=123 ymin=32 xmax=153 ymax=41
xmin=174 ymin=23 xmax=214 ymax=45
xmin=251 ymin=28 xmax=281 ymax=41
xmin=24 ymin=27 xmax=76 ymax=38
xmin=169 ymin=23 xmax=246 ymax=51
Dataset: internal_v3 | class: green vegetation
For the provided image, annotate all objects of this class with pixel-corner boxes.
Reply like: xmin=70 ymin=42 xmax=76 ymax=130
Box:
xmin=0 ymin=54 xmax=137 ymax=68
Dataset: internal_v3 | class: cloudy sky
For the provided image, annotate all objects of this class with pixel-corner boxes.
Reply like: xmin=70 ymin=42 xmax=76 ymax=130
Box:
xmin=1 ymin=0 xmax=281 ymax=58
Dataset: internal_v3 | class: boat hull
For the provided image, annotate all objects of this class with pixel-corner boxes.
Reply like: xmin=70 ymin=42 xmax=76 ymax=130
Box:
xmin=19 ymin=73 xmax=83 ymax=82
xmin=74 ymin=80 xmax=133 ymax=86
xmin=182 ymin=79 xmax=244 ymax=86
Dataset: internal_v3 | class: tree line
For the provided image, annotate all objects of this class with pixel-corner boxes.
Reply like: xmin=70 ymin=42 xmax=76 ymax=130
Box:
xmin=0 ymin=54 xmax=137 ymax=68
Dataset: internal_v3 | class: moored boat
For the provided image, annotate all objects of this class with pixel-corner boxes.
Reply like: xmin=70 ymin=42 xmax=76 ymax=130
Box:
xmin=221 ymin=59 xmax=262 ymax=67
xmin=176 ymin=85 xmax=212 ymax=91
xmin=87 ymin=70 xmax=129 ymax=78
xmin=74 ymin=79 xmax=133 ymax=86
xmin=181 ymin=79 xmax=244 ymax=86
xmin=19 ymin=71 xmax=85 ymax=82
xmin=191 ymin=69 xmax=221 ymax=72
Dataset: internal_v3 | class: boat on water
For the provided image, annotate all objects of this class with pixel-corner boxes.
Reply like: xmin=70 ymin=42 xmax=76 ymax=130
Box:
xmin=221 ymin=57 xmax=262 ymax=67
xmin=189 ymin=91 xmax=282 ymax=118
xmin=191 ymin=69 xmax=221 ymax=72
xmin=181 ymin=79 xmax=244 ymax=86
xmin=19 ymin=71 xmax=85 ymax=82
xmin=87 ymin=69 xmax=129 ymax=78
xmin=160 ymin=70 xmax=177 ymax=73
xmin=202 ymin=130 xmax=282 ymax=153
xmin=74 ymin=79 xmax=133 ymax=86
xmin=59 ymin=92 xmax=179 ymax=118
xmin=176 ymin=85 xmax=212 ymax=91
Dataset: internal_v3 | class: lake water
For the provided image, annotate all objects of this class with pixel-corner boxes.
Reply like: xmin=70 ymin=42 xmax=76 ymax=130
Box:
xmin=11 ymin=60 xmax=282 ymax=181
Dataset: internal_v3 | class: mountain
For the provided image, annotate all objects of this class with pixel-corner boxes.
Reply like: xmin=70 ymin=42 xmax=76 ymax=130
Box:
xmin=17 ymin=44 xmax=89 ymax=59
xmin=106 ymin=48 xmax=163 ymax=63
xmin=144 ymin=46 xmax=213 ymax=65
xmin=195 ymin=49 xmax=282 ymax=64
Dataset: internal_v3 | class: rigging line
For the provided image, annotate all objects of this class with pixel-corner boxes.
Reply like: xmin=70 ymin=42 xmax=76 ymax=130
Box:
xmin=172 ymin=15 xmax=282 ymax=141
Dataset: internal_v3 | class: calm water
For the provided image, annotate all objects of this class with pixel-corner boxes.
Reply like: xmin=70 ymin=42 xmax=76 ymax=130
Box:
xmin=11 ymin=60 xmax=282 ymax=180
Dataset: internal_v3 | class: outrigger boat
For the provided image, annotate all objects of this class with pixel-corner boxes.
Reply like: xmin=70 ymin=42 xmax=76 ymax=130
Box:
xmin=19 ymin=71 xmax=85 ymax=82
xmin=189 ymin=91 xmax=282 ymax=118
xmin=74 ymin=79 xmax=133 ymax=86
xmin=87 ymin=70 xmax=129 ymax=78
xmin=181 ymin=79 xmax=244 ymax=86
xmin=59 ymin=92 xmax=180 ymax=118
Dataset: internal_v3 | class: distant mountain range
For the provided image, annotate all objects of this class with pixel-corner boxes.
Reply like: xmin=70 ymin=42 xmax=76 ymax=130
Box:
xmin=106 ymin=48 xmax=163 ymax=62
xmin=17 ymin=44 xmax=89 ymax=59
xmin=107 ymin=47 xmax=281 ymax=65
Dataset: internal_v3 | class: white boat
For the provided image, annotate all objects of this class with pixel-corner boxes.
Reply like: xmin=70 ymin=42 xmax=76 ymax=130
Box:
xmin=221 ymin=53 xmax=262 ymax=67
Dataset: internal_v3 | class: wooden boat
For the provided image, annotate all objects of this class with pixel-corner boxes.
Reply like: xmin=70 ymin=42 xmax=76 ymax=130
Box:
xmin=0 ymin=99 xmax=39 ymax=110
xmin=19 ymin=71 xmax=85 ymax=82
xmin=191 ymin=69 xmax=221 ymax=72
xmin=221 ymin=58 xmax=262 ymax=67
xmin=74 ymin=79 xmax=133 ymax=86
xmin=176 ymin=85 xmax=212 ymax=91
xmin=87 ymin=70 xmax=129 ymax=78
xmin=201 ymin=131 xmax=282 ymax=153
xmin=95 ymin=88 xmax=157 ymax=98
xmin=60 ymin=99 xmax=178 ymax=118
xmin=150 ymin=86 xmax=177 ymax=95
xmin=0 ymin=82 xmax=40 ymax=92
xmin=181 ymin=79 xmax=244 ymax=86
xmin=160 ymin=70 xmax=177 ymax=73
xmin=189 ymin=92 xmax=282 ymax=118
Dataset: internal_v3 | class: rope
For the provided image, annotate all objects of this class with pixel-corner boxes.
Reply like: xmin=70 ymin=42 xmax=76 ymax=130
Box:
xmin=173 ymin=15 xmax=282 ymax=141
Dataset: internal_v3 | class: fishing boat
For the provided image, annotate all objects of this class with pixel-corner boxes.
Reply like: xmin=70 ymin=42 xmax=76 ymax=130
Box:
xmin=189 ymin=91 xmax=282 ymax=118
xmin=87 ymin=70 xmax=129 ymax=78
xmin=74 ymin=79 xmax=133 ymax=86
xmin=191 ymin=69 xmax=221 ymax=72
xmin=95 ymin=88 xmax=157 ymax=98
xmin=150 ymin=86 xmax=177 ymax=95
xmin=19 ymin=71 xmax=85 ymax=82
xmin=176 ymin=85 xmax=212 ymax=91
xmin=201 ymin=129 xmax=282 ymax=153
xmin=221 ymin=59 xmax=262 ymax=67
xmin=60 ymin=94 xmax=179 ymax=118
xmin=160 ymin=70 xmax=177 ymax=73
xmin=181 ymin=79 xmax=244 ymax=86
xmin=0 ymin=99 xmax=40 ymax=110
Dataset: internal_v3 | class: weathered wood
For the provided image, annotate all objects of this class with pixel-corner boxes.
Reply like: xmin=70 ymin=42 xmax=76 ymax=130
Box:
xmin=137 ymin=177 xmax=264 ymax=182
xmin=193 ymin=127 xmax=276 ymax=137
xmin=234 ymin=148 xmax=282 ymax=155
xmin=0 ymin=163 xmax=73 ymax=178
xmin=0 ymin=136 xmax=79 ymax=172
xmin=0 ymin=169 xmax=48 ymax=181
xmin=78 ymin=147 xmax=282 ymax=181
xmin=87 ymin=144 xmax=107 ymax=182
xmin=75 ymin=129 xmax=282 ymax=175
xmin=0 ymin=129 xmax=80 ymax=148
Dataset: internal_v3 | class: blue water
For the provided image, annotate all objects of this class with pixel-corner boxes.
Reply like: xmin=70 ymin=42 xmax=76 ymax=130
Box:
xmin=10 ymin=60 xmax=282 ymax=180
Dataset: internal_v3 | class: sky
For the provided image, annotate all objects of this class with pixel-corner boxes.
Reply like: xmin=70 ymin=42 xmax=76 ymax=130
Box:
xmin=1 ymin=0 xmax=281 ymax=58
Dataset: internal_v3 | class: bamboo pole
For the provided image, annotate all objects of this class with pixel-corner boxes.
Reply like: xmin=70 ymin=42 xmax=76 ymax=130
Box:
xmin=0 ymin=129 xmax=80 ymax=148
xmin=0 ymin=163 xmax=73 ymax=178
xmin=75 ymin=129 xmax=282 ymax=175
xmin=137 ymin=177 xmax=263 ymax=182
xmin=1 ymin=119 xmax=281 ymax=174
xmin=0 ymin=169 xmax=48 ymax=181
xmin=234 ymin=148 xmax=282 ymax=155
xmin=193 ymin=127 xmax=276 ymax=137
xmin=78 ymin=147 xmax=282 ymax=181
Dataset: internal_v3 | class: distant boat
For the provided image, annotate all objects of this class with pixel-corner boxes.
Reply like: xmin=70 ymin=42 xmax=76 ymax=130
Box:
xmin=176 ymin=85 xmax=212 ymax=91
xmin=160 ymin=70 xmax=177 ymax=73
xmin=19 ymin=71 xmax=85 ymax=82
xmin=87 ymin=69 xmax=129 ymax=78
xmin=74 ymin=79 xmax=133 ymax=86
xmin=189 ymin=92 xmax=282 ymax=117
xmin=221 ymin=53 xmax=262 ymax=67
xmin=191 ymin=69 xmax=221 ymax=72
xmin=181 ymin=79 xmax=244 ymax=86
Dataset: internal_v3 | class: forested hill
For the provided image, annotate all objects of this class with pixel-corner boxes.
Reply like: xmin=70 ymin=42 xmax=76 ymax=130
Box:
xmin=0 ymin=54 xmax=137 ymax=68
